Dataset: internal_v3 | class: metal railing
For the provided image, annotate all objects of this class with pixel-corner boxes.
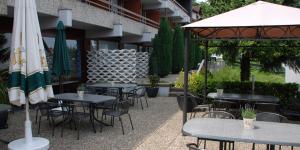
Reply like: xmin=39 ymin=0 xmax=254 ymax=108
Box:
xmin=170 ymin=0 xmax=189 ymax=14
xmin=84 ymin=0 xmax=159 ymax=28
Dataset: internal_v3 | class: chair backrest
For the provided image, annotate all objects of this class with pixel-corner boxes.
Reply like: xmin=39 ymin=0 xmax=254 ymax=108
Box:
xmin=255 ymin=103 xmax=279 ymax=113
xmin=116 ymin=101 xmax=130 ymax=114
xmin=136 ymin=86 xmax=146 ymax=96
xmin=202 ymin=111 xmax=235 ymax=119
xmin=106 ymin=88 xmax=119 ymax=97
xmin=213 ymin=100 xmax=239 ymax=110
xmin=37 ymin=102 xmax=59 ymax=116
xmin=256 ymin=112 xmax=288 ymax=123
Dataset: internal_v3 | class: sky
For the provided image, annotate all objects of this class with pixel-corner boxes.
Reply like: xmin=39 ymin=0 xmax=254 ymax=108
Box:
xmin=196 ymin=0 xmax=207 ymax=3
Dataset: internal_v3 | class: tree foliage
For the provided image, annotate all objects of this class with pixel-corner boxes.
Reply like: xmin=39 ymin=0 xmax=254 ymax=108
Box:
xmin=172 ymin=25 xmax=184 ymax=73
xmin=149 ymin=18 xmax=173 ymax=77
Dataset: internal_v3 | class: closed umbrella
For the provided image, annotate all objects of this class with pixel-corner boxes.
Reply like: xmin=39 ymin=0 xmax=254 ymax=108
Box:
xmin=7 ymin=0 xmax=53 ymax=149
xmin=52 ymin=21 xmax=70 ymax=93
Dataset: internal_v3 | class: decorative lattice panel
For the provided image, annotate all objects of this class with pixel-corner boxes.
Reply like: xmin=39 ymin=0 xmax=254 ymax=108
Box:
xmin=136 ymin=52 xmax=149 ymax=78
xmin=87 ymin=49 xmax=137 ymax=83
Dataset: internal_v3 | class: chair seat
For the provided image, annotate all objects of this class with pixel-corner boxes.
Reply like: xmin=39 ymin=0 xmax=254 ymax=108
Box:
xmin=72 ymin=112 xmax=90 ymax=119
xmin=103 ymin=110 xmax=126 ymax=117
xmin=49 ymin=110 xmax=64 ymax=117
xmin=194 ymin=104 xmax=211 ymax=110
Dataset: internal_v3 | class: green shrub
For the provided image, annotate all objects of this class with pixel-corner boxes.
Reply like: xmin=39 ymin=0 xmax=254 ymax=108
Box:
xmin=174 ymin=70 xmax=299 ymax=107
xmin=172 ymin=25 xmax=184 ymax=73
xmin=149 ymin=18 xmax=173 ymax=77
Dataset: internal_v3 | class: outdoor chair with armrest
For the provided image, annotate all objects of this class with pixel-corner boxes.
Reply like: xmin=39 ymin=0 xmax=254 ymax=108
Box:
xmin=94 ymin=87 xmax=119 ymax=118
xmin=254 ymin=102 xmax=280 ymax=113
xmin=37 ymin=101 xmax=65 ymax=137
xmin=60 ymin=101 xmax=90 ymax=140
xmin=101 ymin=100 xmax=134 ymax=135
xmin=197 ymin=111 xmax=235 ymax=150
xmin=253 ymin=112 xmax=291 ymax=150
xmin=212 ymin=100 xmax=240 ymax=118
xmin=126 ymin=86 xmax=148 ymax=110
xmin=189 ymin=94 xmax=211 ymax=119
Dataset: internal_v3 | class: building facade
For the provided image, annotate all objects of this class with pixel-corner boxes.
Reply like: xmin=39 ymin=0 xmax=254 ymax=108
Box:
xmin=0 ymin=0 xmax=194 ymax=91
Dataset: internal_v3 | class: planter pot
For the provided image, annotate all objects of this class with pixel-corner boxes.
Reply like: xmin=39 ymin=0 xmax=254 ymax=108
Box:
xmin=217 ymin=89 xmax=224 ymax=96
xmin=243 ymin=118 xmax=255 ymax=129
xmin=176 ymin=96 xmax=195 ymax=113
xmin=158 ymin=87 xmax=170 ymax=97
xmin=77 ymin=91 xmax=84 ymax=98
xmin=0 ymin=111 xmax=8 ymax=129
xmin=146 ymin=87 xmax=159 ymax=98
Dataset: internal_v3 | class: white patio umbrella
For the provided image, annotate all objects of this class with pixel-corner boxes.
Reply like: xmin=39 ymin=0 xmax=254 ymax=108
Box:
xmin=7 ymin=0 xmax=54 ymax=149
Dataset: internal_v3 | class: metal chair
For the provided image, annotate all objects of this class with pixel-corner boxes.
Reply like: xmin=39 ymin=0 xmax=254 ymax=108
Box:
xmin=256 ymin=112 xmax=288 ymax=123
xmin=253 ymin=112 xmax=291 ymax=150
xmin=199 ymin=111 xmax=235 ymax=150
xmin=37 ymin=102 xmax=64 ymax=137
xmin=189 ymin=94 xmax=211 ymax=119
xmin=60 ymin=102 xmax=90 ymax=140
xmin=127 ymin=86 xmax=148 ymax=110
xmin=212 ymin=100 xmax=240 ymax=118
xmin=101 ymin=101 xmax=134 ymax=134
xmin=255 ymin=103 xmax=280 ymax=113
xmin=186 ymin=143 xmax=205 ymax=150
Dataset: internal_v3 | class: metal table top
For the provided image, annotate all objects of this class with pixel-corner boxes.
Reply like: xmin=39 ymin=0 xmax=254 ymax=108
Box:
xmin=54 ymin=93 xmax=116 ymax=104
xmin=0 ymin=104 xmax=11 ymax=112
xmin=87 ymin=83 xmax=137 ymax=89
xmin=183 ymin=118 xmax=300 ymax=147
xmin=207 ymin=92 xmax=279 ymax=103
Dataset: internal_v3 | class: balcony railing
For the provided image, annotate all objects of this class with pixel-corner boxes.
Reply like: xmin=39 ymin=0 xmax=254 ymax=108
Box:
xmin=84 ymin=0 xmax=159 ymax=28
xmin=171 ymin=0 xmax=189 ymax=15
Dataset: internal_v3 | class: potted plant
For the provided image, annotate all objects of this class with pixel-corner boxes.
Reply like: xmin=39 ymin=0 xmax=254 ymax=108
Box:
xmin=146 ymin=75 xmax=160 ymax=97
xmin=77 ymin=84 xmax=85 ymax=98
xmin=241 ymin=107 xmax=256 ymax=129
xmin=215 ymin=82 xmax=224 ymax=96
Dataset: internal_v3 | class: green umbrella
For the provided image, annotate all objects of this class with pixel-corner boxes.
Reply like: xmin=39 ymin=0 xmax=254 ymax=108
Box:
xmin=52 ymin=21 xmax=70 ymax=93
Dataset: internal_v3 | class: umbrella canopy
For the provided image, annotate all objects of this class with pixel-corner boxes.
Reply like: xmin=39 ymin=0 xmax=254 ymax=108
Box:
xmin=52 ymin=21 xmax=70 ymax=77
xmin=183 ymin=1 xmax=300 ymax=40
xmin=7 ymin=0 xmax=52 ymax=148
xmin=8 ymin=0 xmax=54 ymax=106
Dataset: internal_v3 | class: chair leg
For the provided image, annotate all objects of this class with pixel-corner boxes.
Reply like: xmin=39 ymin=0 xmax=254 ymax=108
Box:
xmin=50 ymin=117 xmax=55 ymax=137
xmin=139 ymin=98 xmax=144 ymax=110
xmin=77 ymin=120 xmax=80 ymax=140
xmin=38 ymin=116 xmax=42 ymax=134
xmin=252 ymin=143 xmax=255 ymax=150
xmin=61 ymin=119 xmax=64 ymax=137
xmin=144 ymin=96 xmax=149 ymax=107
xmin=35 ymin=109 xmax=39 ymax=124
xmin=119 ymin=117 xmax=125 ymax=135
xmin=128 ymin=114 xmax=134 ymax=130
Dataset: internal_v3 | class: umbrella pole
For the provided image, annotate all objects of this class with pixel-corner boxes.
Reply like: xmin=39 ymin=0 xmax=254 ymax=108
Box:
xmin=25 ymin=98 xmax=33 ymax=144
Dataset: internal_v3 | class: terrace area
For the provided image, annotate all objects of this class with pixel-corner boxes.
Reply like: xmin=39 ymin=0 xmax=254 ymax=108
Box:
xmin=0 ymin=97 xmax=299 ymax=150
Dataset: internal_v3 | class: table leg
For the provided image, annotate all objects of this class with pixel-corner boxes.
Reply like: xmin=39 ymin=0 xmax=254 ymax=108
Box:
xmin=89 ymin=104 xmax=97 ymax=133
xmin=119 ymin=88 xmax=123 ymax=101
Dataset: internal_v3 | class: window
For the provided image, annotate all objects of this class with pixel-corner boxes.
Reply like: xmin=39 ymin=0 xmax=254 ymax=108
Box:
xmin=43 ymin=37 xmax=82 ymax=82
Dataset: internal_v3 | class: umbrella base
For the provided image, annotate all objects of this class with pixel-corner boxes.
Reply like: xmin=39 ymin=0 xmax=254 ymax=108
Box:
xmin=8 ymin=137 xmax=49 ymax=150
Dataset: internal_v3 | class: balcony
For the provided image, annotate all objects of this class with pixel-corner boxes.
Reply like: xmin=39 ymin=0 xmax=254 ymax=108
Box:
xmin=142 ymin=0 xmax=191 ymax=23
xmin=84 ymin=0 xmax=159 ymax=28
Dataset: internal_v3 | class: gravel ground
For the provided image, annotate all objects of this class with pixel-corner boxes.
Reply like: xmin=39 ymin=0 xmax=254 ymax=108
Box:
xmin=0 ymin=97 xmax=299 ymax=150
